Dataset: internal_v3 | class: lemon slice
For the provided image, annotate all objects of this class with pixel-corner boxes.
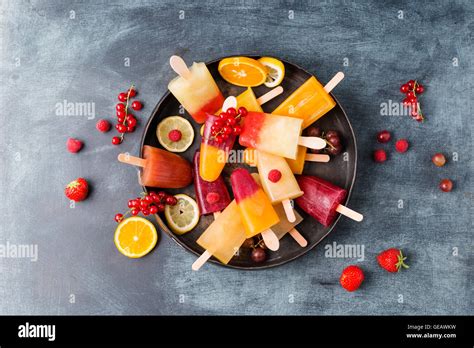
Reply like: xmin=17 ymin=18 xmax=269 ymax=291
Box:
xmin=258 ymin=57 xmax=285 ymax=88
xmin=114 ymin=217 xmax=158 ymax=258
xmin=157 ymin=116 xmax=194 ymax=152
xmin=164 ymin=194 xmax=199 ymax=235
xmin=218 ymin=57 xmax=268 ymax=87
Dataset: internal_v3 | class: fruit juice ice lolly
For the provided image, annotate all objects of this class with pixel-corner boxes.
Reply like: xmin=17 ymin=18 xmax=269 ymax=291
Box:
xmin=272 ymin=75 xmax=338 ymax=129
xmin=286 ymin=146 xmax=308 ymax=174
xmin=256 ymin=150 xmax=303 ymax=204
xmin=118 ymin=145 xmax=192 ymax=188
xmin=195 ymin=201 xmax=247 ymax=265
xmin=239 ymin=112 xmax=304 ymax=159
xmin=193 ymin=151 xmax=231 ymax=215
xmin=199 ymin=113 xmax=236 ymax=182
xmin=168 ymin=56 xmax=224 ymax=124
xmin=216 ymin=87 xmax=263 ymax=114
xmin=230 ymin=168 xmax=280 ymax=238
xmin=295 ymin=175 xmax=363 ymax=227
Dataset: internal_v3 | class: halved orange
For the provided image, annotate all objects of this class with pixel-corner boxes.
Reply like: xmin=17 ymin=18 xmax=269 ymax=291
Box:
xmin=114 ymin=217 xmax=158 ymax=258
xmin=218 ymin=57 xmax=268 ymax=87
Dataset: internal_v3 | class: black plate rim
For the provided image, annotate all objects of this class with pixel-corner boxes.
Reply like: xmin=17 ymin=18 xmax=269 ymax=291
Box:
xmin=140 ymin=55 xmax=358 ymax=270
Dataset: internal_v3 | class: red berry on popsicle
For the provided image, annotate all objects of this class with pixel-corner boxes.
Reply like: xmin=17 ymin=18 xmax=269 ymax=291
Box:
xmin=268 ymin=169 xmax=282 ymax=183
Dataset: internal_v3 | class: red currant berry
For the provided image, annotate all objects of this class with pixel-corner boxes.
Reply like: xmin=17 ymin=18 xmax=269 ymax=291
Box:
xmin=157 ymin=203 xmax=166 ymax=212
xmin=144 ymin=195 xmax=154 ymax=204
xmin=117 ymin=110 xmax=126 ymax=118
xmin=408 ymin=96 xmax=417 ymax=104
xmin=411 ymin=109 xmax=419 ymax=117
xmin=373 ymin=149 xmax=387 ymax=163
xmin=116 ymin=124 xmax=127 ymax=133
xmin=400 ymin=84 xmax=409 ymax=93
xmin=226 ymin=117 xmax=237 ymax=126
xmin=238 ymin=107 xmax=248 ymax=117
xmin=395 ymin=139 xmax=409 ymax=153
xmin=126 ymin=117 xmax=137 ymax=128
xmin=158 ymin=191 xmax=167 ymax=199
xmin=116 ymin=103 xmax=125 ymax=111
xmin=402 ymin=98 xmax=411 ymax=107
xmin=168 ymin=129 xmax=182 ymax=142
xmin=439 ymin=179 xmax=453 ymax=192
xmin=131 ymin=101 xmax=142 ymax=110
xmin=117 ymin=116 xmax=125 ymax=123
xmin=407 ymin=91 xmax=415 ymax=99
xmin=221 ymin=133 xmax=229 ymax=140
xmin=139 ymin=200 xmax=149 ymax=209
xmin=233 ymin=125 xmax=242 ymax=135
xmin=166 ymin=196 xmax=178 ymax=206
xmin=141 ymin=208 xmax=150 ymax=216
xmin=131 ymin=208 xmax=140 ymax=216
xmin=415 ymin=84 xmax=424 ymax=94
xmin=128 ymin=88 xmax=137 ymax=97
xmin=216 ymin=136 xmax=224 ymax=144
xmin=114 ymin=213 xmax=124 ymax=223
xmin=214 ymin=119 xmax=223 ymax=128
xmin=118 ymin=92 xmax=128 ymax=102
xmin=112 ymin=136 xmax=121 ymax=145
xmin=377 ymin=130 xmax=391 ymax=143
xmin=226 ymin=107 xmax=237 ymax=118
xmin=219 ymin=112 xmax=227 ymax=120
xmin=127 ymin=200 xmax=135 ymax=208
xmin=407 ymin=80 xmax=415 ymax=89
xmin=223 ymin=126 xmax=233 ymax=135
xmin=127 ymin=126 xmax=135 ymax=133
xmin=268 ymin=169 xmax=282 ymax=183
xmin=149 ymin=205 xmax=158 ymax=214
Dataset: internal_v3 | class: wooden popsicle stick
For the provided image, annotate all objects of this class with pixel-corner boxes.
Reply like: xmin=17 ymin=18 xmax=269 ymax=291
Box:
xmin=298 ymin=136 xmax=326 ymax=150
xmin=324 ymin=72 xmax=345 ymax=93
xmin=222 ymin=96 xmax=237 ymax=112
xmin=288 ymin=228 xmax=308 ymax=247
xmin=213 ymin=212 xmax=221 ymax=219
xmin=192 ymin=250 xmax=212 ymax=271
xmin=282 ymin=199 xmax=296 ymax=223
xmin=261 ymin=229 xmax=280 ymax=251
xmin=336 ymin=204 xmax=363 ymax=222
xmin=305 ymin=153 xmax=330 ymax=163
xmin=256 ymin=86 xmax=284 ymax=105
xmin=117 ymin=153 xmax=146 ymax=167
xmin=169 ymin=55 xmax=192 ymax=79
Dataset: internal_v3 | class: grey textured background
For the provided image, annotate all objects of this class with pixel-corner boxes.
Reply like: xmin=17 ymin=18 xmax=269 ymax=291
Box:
xmin=0 ymin=0 xmax=472 ymax=315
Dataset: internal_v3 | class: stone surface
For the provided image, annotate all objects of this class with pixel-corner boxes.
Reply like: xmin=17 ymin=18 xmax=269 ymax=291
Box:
xmin=0 ymin=0 xmax=472 ymax=315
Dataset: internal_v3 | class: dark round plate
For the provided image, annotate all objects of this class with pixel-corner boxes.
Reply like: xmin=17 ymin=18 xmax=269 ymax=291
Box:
xmin=140 ymin=55 xmax=357 ymax=269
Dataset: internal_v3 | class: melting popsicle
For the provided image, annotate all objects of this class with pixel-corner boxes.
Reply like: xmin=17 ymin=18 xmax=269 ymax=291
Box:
xmin=243 ymin=147 xmax=330 ymax=174
xmin=256 ymin=150 xmax=303 ymax=222
xmin=295 ymin=175 xmax=363 ymax=227
xmin=239 ymin=112 xmax=326 ymax=160
xmin=272 ymin=73 xmax=344 ymax=129
xmin=230 ymin=168 xmax=280 ymax=251
xmin=192 ymin=201 xmax=247 ymax=270
xmin=168 ymin=55 xmax=224 ymax=124
xmin=193 ymin=151 xmax=231 ymax=216
xmin=251 ymin=173 xmax=307 ymax=247
xmin=118 ymin=145 xmax=192 ymax=188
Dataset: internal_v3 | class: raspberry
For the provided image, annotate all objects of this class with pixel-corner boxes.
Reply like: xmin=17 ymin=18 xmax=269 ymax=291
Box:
xmin=268 ymin=169 xmax=282 ymax=183
xmin=395 ymin=139 xmax=409 ymax=153
xmin=206 ymin=192 xmax=220 ymax=204
xmin=96 ymin=119 xmax=111 ymax=133
xmin=168 ymin=129 xmax=182 ymax=142
xmin=66 ymin=138 xmax=83 ymax=153
xmin=373 ymin=149 xmax=387 ymax=163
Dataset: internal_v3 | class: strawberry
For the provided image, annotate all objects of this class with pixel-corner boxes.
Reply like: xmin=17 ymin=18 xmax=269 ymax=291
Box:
xmin=377 ymin=248 xmax=409 ymax=273
xmin=340 ymin=265 xmax=364 ymax=292
xmin=65 ymin=178 xmax=89 ymax=202
xmin=67 ymin=138 xmax=83 ymax=153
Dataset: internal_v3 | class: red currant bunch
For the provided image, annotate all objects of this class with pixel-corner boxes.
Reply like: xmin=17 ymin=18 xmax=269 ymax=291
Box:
xmin=113 ymin=85 xmax=143 ymax=145
xmin=210 ymin=106 xmax=248 ymax=144
xmin=114 ymin=191 xmax=178 ymax=222
xmin=400 ymin=80 xmax=425 ymax=122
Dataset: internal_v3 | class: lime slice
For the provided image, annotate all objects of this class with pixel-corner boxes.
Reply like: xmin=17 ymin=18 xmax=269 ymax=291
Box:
xmin=164 ymin=194 xmax=200 ymax=235
xmin=258 ymin=57 xmax=285 ymax=88
xmin=157 ymin=116 xmax=194 ymax=152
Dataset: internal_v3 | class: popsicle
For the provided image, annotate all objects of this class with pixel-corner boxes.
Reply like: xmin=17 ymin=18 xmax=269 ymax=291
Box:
xmin=168 ymin=55 xmax=224 ymax=124
xmin=199 ymin=87 xmax=284 ymax=182
xmin=295 ymin=175 xmax=363 ymax=227
xmin=272 ymin=72 xmax=345 ymax=129
xmin=199 ymin=96 xmax=237 ymax=182
xmin=193 ymin=151 xmax=231 ymax=216
xmin=230 ymin=168 xmax=280 ymax=251
xmin=192 ymin=201 xmax=247 ymax=270
xmin=239 ymin=112 xmax=326 ymax=160
xmin=256 ymin=150 xmax=303 ymax=222
xmin=251 ymin=173 xmax=307 ymax=247
xmin=117 ymin=145 xmax=192 ymax=188
xmin=243 ymin=147 xmax=330 ymax=174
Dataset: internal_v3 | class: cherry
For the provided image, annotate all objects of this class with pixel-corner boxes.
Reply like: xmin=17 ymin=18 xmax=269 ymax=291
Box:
xmin=377 ymin=130 xmax=391 ymax=143
xmin=238 ymin=107 xmax=248 ymax=117
xmin=131 ymin=101 xmax=142 ymax=110
xmin=118 ymin=92 xmax=128 ymax=102
xmin=439 ymin=179 xmax=453 ymax=192
xmin=242 ymin=238 xmax=255 ymax=248
xmin=251 ymin=248 xmax=266 ymax=263
xmin=112 ymin=136 xmax=121 ymax=145
xmin=114 ymin=213 xmax=124 ymax=223
xmin=326 ymin=143 xmax=343 ymax=156
xmin=432 ymin=153 xmax=446 ymax=167
xmin=116 ymin=103 xmax=125 ymax=111
xmin=305 ymin=126 xmax=322 ymax=138
xmin=400 ymin=84 xmax=409 ymax=93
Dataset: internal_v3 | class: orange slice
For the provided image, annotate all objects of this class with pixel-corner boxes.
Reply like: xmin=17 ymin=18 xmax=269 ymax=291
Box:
xmin=114 ymin=217 xmax=158 ymax=258
xmin=218 ymin=57 xmax=268 ymax=87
